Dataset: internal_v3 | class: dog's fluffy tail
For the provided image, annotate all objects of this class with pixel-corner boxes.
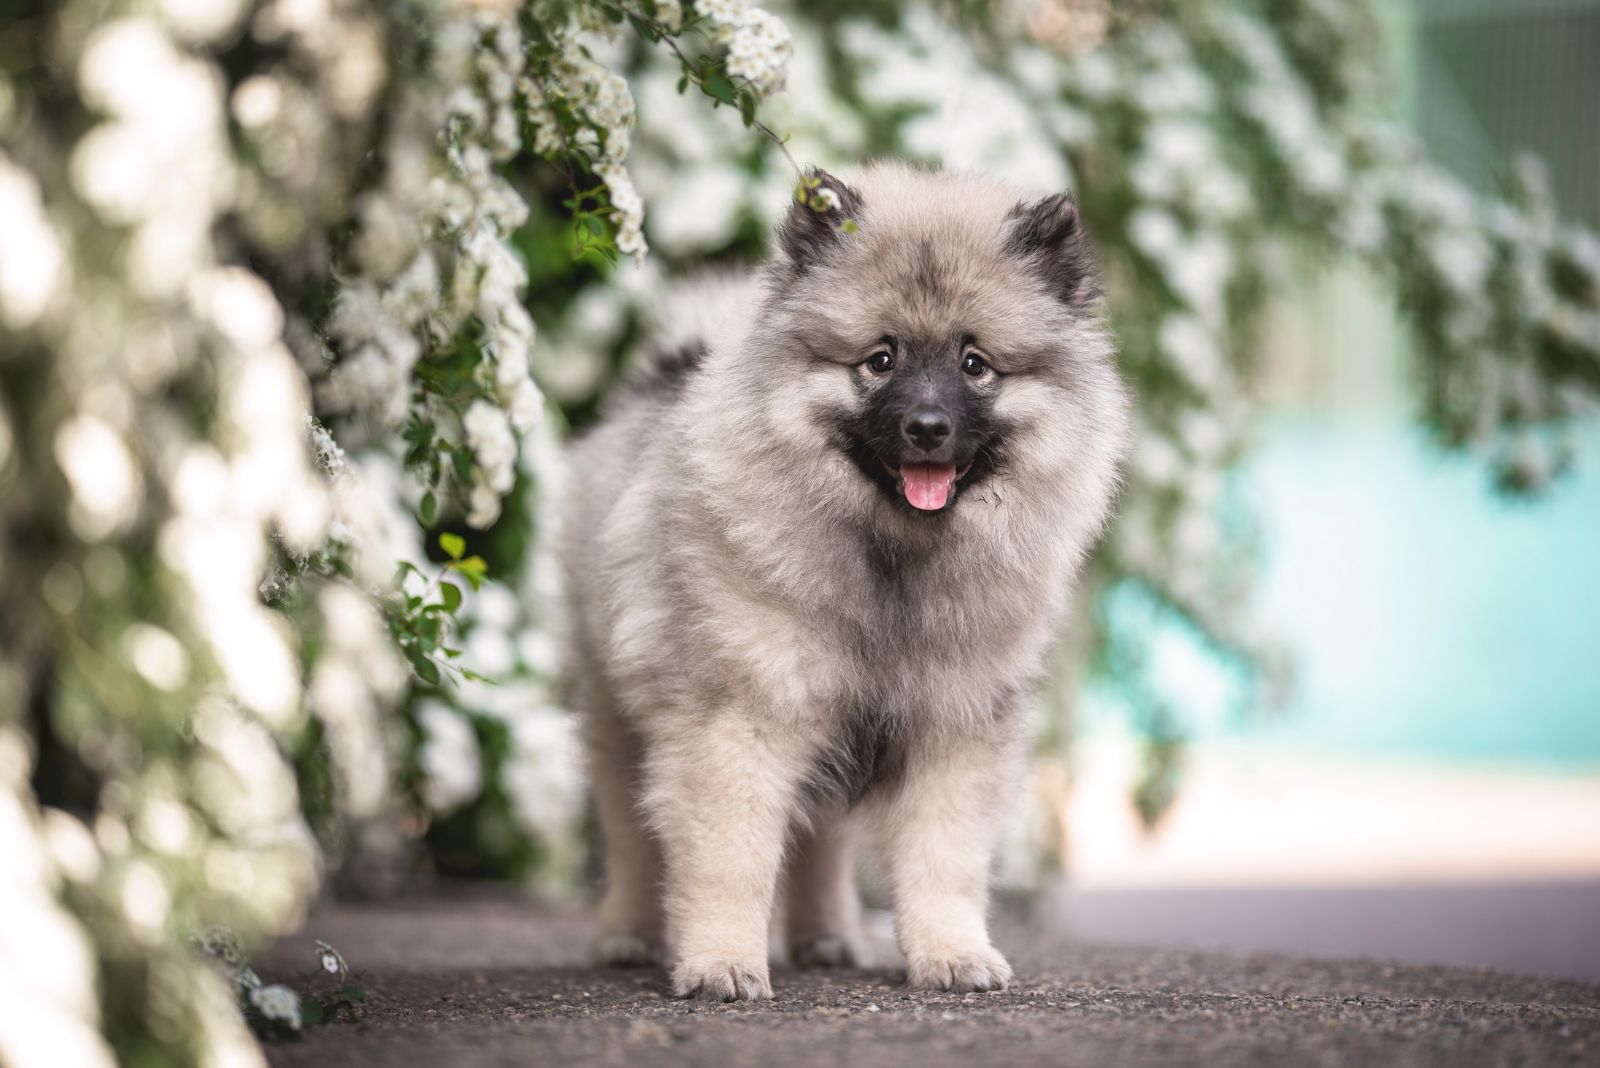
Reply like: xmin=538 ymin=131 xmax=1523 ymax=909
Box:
xmin=648 ymin=270 xmax=761 ymax=358
xmin=620 ymin=271 xmax=761 ymax=401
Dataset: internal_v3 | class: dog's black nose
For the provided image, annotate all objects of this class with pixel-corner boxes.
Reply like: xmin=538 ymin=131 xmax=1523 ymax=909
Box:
xmin=903 ymin=408 xmax=952 ymax=450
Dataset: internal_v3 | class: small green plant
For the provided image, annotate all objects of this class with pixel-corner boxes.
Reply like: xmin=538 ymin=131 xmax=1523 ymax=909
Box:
xmin=195 ymin=930 xmax=366 ymax=1038
xmin=390 ymin=534 xmax=494 ymax=687
xmin=299 ymin=941 xmax=368 ymax=1027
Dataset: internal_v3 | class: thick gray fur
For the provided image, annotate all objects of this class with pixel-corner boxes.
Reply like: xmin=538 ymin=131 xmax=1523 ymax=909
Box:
xmin=560 ymin=162 xmax=1131 ymax=1001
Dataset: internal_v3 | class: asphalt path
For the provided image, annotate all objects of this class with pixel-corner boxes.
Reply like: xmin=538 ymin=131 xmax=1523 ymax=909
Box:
xmin=262 ymin=892 xmax=1599 ymax=1067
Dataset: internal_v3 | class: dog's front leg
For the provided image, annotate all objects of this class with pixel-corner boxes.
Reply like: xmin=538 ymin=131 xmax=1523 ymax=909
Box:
xmin=871 ymin=731 xmax=1020 ymax=993
xmin=643 ymin=715 xmax=808 ymax=1002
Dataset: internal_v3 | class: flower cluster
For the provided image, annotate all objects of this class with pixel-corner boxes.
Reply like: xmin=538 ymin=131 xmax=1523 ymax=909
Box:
xmin=313 ymin=8 xmax=542 ymax=533
xmin=1 ymin=6 xmax=328 ymax=1063
xmin=525 ymin=25 xmax=650 ymax=258
xmin=702 ymin=0 xmax=795 ymax=98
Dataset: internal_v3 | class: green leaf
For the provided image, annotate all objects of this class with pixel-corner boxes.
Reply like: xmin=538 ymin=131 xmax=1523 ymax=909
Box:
xmin=677 ymin=74 xmax=689 ymax=95
xmin=440 ymin=581 xmax=462 ymax=613
xmin=301 ymin=1000 xmax=325 ymax=1027
xmin=420 ymin=491 xmax=438 ymax=527
xmin=448 ymin=554 xmax=488 ymax=590
xmin=626 ymin=13 xmax=660 ymax=41
xmin=407 ymin=649 xmax=441 ymax=685
xmin=738 ymin=90 xmax=757 ymax=128
xmin=452 ymin=447 xmax=473 ymax=483
xmin=439 ymin=532 xmax=466 ymax=560
xmin=704 ymin=72 xmax=736 ymax=106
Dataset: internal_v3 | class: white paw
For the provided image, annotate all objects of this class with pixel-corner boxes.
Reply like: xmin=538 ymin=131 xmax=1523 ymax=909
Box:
xmin=906 ymin=944 xmax=1012 ymax=993
xmin=593 ymin=930 xmax=662 ymax=967
xmin=789 ymin=931 xmax=862 ymax=968
xmin=672 ymin=957 xmax=773 ymax=1002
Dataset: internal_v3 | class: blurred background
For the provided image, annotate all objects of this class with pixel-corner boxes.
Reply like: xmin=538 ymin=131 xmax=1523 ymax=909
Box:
xmin=3 ymin=0 xmax=1599 ymax=1062
xmin=1056 ymin=0 xmax=1600 ymax=980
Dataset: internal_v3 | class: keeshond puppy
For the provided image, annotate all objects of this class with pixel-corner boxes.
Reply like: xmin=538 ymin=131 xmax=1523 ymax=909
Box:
xmin=560 ymin=162 xmax=1130 ymax=1001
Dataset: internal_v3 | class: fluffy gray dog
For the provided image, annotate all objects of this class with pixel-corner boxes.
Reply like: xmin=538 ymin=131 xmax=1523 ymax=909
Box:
xmin=560 ymin=162 xmax=1130 ymax=1002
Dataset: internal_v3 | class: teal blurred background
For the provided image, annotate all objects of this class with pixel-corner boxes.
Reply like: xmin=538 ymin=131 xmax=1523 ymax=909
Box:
xmin=1105 ymin=0 xmax=1600 ymax=771
xmin=1246 ymin=420 xmax=1600 ymax=769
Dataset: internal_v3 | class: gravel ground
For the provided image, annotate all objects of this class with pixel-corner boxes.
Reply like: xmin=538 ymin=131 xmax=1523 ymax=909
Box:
xmin=262 ymin=892 xmax=1600 ymax=1068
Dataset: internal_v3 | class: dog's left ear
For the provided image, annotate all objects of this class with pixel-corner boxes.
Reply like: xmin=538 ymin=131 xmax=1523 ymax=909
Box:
xmin=1003 ymin=193 xmax=1099 ymax=308
xmin=778 ymin=168 xmax=863 ymax=272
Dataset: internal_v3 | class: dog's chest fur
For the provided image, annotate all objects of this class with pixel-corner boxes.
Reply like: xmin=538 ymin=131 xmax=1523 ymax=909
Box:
xmin=787 ymin=530 xmax=1040 ymax=809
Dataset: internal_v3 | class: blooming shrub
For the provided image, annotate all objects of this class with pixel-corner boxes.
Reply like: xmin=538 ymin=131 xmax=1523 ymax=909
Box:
xmin=1 ymin=0 xmax=789 ymax=1062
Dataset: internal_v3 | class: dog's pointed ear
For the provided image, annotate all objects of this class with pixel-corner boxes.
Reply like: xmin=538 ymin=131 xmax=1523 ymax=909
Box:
xmin=1003 ymin=193 xmax=1099 ymax=308
xmin=778 ymin=168 xmax=863 ymax=272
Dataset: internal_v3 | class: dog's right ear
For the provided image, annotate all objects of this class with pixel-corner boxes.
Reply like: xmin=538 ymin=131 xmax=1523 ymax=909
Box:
xmin=1003 ymin=192 xmax=1099 ymax=309
xmin=778 ymin=168 xmax=863 ymax=272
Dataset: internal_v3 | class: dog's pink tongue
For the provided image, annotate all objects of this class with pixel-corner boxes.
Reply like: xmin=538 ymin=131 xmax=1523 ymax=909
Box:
xmin=901 ymin=462 xmax=957 ymax=511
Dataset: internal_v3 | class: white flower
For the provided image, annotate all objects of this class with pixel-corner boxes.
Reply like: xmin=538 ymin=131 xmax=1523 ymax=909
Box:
xmin=54 ymin=414 xmax=143 ymax=540
xmin=314 ymin=939 xmax=347 ymax=977
xmin=0 ymin=153 xmax=68 ymax=328
xmin=1128 ymin=207 xmax=1182 ymax=262
xmin=501 ymin=708 xmax=582 ymax=844
xmin=1163 ymin=230 xmax=1234 ymax=320
xmin=505 ymin=375 xmax=545 ymax=434
xmin=250 ymin=984 xmax=302 ymax=1030
xmin=1342 ymin=192 xmax=1387 ymax=252
xmin=467 ymin=478 xmax=502 ymax=529
xmin=1071 ymin=51 xmax=1120 ymax=98
xmin=464 ymin=399 xmax=516 ymax=494
xmin=1158 ymin=314 xmax=1224 ymax=396
xmin=307 ymin=418 xmax=347 ymax=476
xmin=416 ymin=699 xmax=483 ymax=814
xmin=1133 ymin=64 xmax=1213 ymax=115
xmin=1132 ymin=433 xmax=1185 ymax=487
xmin=1426 ymin=230 xmax=1493 ymax=296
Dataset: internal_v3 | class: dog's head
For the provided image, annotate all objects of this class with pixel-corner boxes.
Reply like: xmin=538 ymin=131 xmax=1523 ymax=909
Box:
xmin=727 ymin=164 xmax=1127 ymax=539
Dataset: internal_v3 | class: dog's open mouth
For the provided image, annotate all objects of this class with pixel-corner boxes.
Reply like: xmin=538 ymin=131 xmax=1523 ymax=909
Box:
xmin=882 ymin=460 xmax=974 ymax=512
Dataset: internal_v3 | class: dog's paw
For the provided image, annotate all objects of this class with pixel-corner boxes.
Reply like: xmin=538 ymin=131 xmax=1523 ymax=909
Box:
xmin=789 ymin=932 xmax=862 ymax=968
xmin=906 ymin=944 xmax=1012 ymax=993
xmin=672 ymin=957 xmax=773 ymax=1002
xmin=593 ymin=931 xmax=663 ymax=967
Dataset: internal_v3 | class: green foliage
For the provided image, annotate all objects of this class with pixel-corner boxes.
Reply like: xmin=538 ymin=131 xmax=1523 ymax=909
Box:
xmin=390 ymin=536 xmax=494 ymax=688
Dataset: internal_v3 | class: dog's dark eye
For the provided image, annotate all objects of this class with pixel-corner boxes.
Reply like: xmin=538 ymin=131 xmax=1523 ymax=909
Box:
xmin=867 ymin=350 xmax=894 ymax=374
xmin=962 ymin=352 xmax=989 ymax=377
